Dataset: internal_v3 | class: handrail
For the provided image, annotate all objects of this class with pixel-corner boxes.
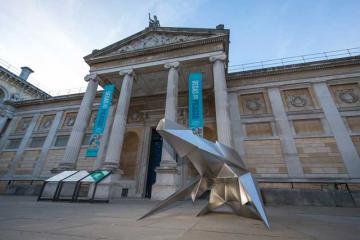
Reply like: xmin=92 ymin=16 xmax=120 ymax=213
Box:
xmin=228 ymin=47 xmax=360 ymax=72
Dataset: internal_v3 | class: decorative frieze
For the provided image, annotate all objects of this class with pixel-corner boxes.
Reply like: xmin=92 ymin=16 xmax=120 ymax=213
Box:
xmin=61 ymin=112 xmax=77 ymax=129
xmin=238 ymin=92 xmax=271 ymax=115
xmin=114 ymin=33 xmax=205 ymax=55
xmin=330 ymin=83 xmax=360 ymax=107
xmin=37 ymin=114 xmax=55 ymax=132
xmin=14 ymin=117 xmax=32 ymax=134
xmin=282 ymin=88 xmax=316 ymax=111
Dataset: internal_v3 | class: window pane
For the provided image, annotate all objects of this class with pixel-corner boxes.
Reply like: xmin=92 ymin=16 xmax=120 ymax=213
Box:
xmin=5 ymin=139 xmax=21 ymax=149
xmin=29 ymin=137 xmax=46 ymax=148
xmin=82 ymin=134 xmax=92 ymax=145
xmin=54 ymin=135 xmax=69 ymax=147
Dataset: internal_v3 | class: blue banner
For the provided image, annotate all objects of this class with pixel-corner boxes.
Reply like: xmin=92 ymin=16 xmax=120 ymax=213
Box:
xmin=188 ymin=72 xmax=203 ymax=136
xmin=86 ymin=84 xmax=115 ymax=157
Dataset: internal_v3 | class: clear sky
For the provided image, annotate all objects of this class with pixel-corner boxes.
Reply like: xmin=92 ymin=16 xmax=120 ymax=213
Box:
xmin=0 ymin=0 xmax=359 ymax=93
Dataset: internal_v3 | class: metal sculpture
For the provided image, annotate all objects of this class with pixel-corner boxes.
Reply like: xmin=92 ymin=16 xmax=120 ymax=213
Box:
xmin=139 ymin=118 xmax=270 ymax=228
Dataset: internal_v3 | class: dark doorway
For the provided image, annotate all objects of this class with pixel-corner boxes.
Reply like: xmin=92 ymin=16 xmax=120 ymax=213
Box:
xmin=145 ymin=129 xmax=163 ymax=198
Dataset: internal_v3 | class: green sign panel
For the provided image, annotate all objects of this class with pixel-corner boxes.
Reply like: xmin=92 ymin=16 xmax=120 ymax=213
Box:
xmin=90 ymin=171 xmax=109 ymax=182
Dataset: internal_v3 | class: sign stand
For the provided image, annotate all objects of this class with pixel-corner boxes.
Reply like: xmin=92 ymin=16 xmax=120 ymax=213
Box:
xmin=38 ymin=170 xmax=112 ymax=203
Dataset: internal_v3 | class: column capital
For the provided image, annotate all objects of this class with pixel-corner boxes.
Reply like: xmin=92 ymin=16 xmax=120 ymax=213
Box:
xmin=84 ymin=73 xmax=99 ymax=82
xmin=209 ymin=53 xmax=227 ymax=63
xmin=119 ymin=68 xmax=134 ymax=77
xmin=164 ymin=61 xmax=180 ymax=70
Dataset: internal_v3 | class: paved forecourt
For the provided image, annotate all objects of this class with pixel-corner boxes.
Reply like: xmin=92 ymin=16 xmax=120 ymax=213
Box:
xmin=0 ymin=196 xmax=360 ymax=240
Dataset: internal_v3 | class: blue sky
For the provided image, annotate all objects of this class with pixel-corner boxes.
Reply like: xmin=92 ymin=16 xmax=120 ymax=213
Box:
xmin=0 ymin=0 xmax=359 ymax=91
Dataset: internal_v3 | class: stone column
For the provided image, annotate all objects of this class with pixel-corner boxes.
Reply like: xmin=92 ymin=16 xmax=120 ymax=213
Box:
xmin=102 ymin=69 xmax=134 ymax=172
xmin=58 ymin=74 xmax=99 ymax=170
xmin=136 ymin=126 xmax=152 ymax=197
xmin=268 ymin=87 xmax=304 ymax=178
xmin=93 ymin=105 xmax=116 ymax=170
xmin=313 ymin=82 xmax=360 ymax=178
xmin=160 ymin=61 xmax=180 ymax=167
xmin=210 ymin=53 xmax=233 ymax=147
xmin=151 ymin=62 xmax=180 ymax=200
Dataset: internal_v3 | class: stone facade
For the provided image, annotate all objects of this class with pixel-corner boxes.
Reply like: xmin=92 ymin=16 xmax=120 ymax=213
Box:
xmin=0 ymin=25 xmax=359 ymax=205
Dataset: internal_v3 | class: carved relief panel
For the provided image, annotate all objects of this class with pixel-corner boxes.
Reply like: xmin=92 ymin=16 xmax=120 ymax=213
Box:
xmin=37 ymin=115 xmax=55 ymax=132
xmin=113 ymin=33 xmax=204 ymax=54
xmin=282 ymin=88 xmax=316 ymax=111
xmin=238 ymin=92 xmax=271 ymax=115
xmin=14 ymin=117 xmax=32 ymax=134
xmin=61 ymin=112 xmax=77 ymax=129
xmin=330 ymin=83 xmax=360 ymax=108
xmin=127 ymin=105 xmax=144 ymax=123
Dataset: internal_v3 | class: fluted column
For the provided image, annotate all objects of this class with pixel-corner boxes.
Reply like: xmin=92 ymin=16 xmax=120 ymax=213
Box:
xmin=58 ymin=74 xmax=98 ymax=170
xmin=102 ymin=69 xmax=134 ymax=172
xmin=210 ymin=53 xmax=233 ymax=147
xmin=160 ymin=61 xmax=179 ymax=167
xmin=151 ymin=62 xmax=180 ymax=200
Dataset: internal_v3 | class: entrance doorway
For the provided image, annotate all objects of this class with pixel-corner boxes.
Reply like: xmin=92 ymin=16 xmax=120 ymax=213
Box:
xmin=145 ymin=129 xmax=162 ymax=198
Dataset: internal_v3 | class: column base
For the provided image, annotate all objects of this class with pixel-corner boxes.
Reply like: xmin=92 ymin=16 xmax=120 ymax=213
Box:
xmin=101 ymin=163 xmax=123 ymax=174
xmin=151 ymin=166 xmax=179 ymax=200
xmin=50 ymin=163 xmax=76 ymax=173
xmin=94 ymin=173 xmax=139 ymax=199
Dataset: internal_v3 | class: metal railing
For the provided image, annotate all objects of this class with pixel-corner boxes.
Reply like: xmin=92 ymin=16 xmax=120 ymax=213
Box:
xmin=228 ymin=47 xmax=360 ymax=72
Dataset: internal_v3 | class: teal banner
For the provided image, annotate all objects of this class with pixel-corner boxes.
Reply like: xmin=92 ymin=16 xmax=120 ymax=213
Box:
xmin=188 ymin=72 xmax=203 ymax=136
xmin=86 ymin=84 xmax=115 ymax=157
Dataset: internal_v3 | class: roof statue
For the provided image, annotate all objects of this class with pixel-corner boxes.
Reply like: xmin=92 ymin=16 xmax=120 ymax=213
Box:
xmin=148 ymin=13 xmax=160 ymax=28
xmin=139 ymin=118 xmax=270 ymax=228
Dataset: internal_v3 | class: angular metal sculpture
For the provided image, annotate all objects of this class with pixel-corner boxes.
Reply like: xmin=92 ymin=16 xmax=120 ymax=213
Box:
xmin=139 ymin=118 xmax=270 ymax=228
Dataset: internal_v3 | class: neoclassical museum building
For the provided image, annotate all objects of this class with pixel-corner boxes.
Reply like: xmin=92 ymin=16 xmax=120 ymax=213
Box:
xmin=0 ymin=23 xmax=359 ymax=204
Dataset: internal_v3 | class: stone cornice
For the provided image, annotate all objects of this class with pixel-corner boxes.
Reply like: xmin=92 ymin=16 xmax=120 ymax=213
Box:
xmin=8 ymin=91 xmax=102 ymax=107
xmin=85 ymin=35 xmax=228 ymax=65
xmin=227 ymin=56 xmax=360 ymax=81
xmin=85 ymin=26 xmax=229 ymax=59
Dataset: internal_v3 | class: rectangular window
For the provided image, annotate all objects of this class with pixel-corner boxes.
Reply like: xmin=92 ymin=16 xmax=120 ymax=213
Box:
xmin=245 ymin=122 xmax=273 ymax=137
xmin=347 ymin=116 xmax=360 ymax=132
xmin=293 ymin=119 xmax=324 ymax=135
xmin=54 ymin=135 xmax=69 ymax=147
xmin=29 ymin=137 xmax=46 ymax=148
xmin=82 ymin=134 xmax=92 ymax=145
xmin=5 ymin=139 xmax=21 ymax=149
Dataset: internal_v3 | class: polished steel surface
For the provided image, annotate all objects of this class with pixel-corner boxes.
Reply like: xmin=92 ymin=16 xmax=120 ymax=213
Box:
xmin=139 ymin=118 xmax=270 ymax=228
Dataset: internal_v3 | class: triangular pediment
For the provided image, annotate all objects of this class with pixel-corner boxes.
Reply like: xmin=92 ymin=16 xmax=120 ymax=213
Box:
xmin=85 ymin=27 xmax=228 ymax=60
